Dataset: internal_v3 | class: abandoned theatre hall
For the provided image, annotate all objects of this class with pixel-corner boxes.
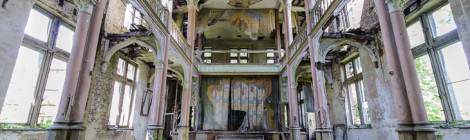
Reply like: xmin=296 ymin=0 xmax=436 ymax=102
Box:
xmin=0 ymin=0 xmax=470 ymax=139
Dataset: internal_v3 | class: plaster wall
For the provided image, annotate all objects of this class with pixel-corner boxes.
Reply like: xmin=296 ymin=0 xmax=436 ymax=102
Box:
xmin=449 ymin=0 xmax=470 ymax=69
xmin=105 ymin=0 xmax=128 ymax=33
xmin=0 ymin=0 xmax=34 ymax=114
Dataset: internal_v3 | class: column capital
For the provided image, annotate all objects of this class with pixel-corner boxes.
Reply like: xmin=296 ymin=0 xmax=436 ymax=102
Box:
xmin=386 ymin=0 xmax=405 ymax=12
xmin=154 ymin=60 xmax=165 ymax=70
xmin=73 ymin=0 xmax=95 ymax=13
xmin=186 ymin=0 xmax=199 ymax=6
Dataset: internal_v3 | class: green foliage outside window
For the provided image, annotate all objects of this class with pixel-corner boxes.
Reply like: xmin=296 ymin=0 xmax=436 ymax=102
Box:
xmin=415 ymin=56 xmax=445 ymax=122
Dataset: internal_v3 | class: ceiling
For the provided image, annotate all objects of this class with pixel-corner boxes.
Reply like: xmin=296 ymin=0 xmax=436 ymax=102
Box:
xmin=201 ymin=0 xmax=280 ymax=9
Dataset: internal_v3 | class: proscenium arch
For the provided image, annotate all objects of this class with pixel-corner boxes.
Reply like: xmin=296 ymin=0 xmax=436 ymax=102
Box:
xmin=101 ymin=38 xmax=163 ymax=72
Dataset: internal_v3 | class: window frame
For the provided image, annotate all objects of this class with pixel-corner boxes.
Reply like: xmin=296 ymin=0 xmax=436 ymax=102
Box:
xmin=109 ymin=55 xmax=137 ymax=128
xmin=0 ymin=5 xmax=73 ymax=126
xmin=341 ymin=55 xmax=370 ymax=127
xmin=406 ymin=3 xmax=468 ymax=123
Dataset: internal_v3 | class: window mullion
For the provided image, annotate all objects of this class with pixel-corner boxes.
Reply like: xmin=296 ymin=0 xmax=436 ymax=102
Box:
xmin=29 ymin=52 xmax=54 ymax=125
xmin=48 ymin=18 xmax=61 ymax=49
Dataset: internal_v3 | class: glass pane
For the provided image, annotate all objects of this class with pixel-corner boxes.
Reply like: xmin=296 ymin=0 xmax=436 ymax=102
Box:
xmin=24 ymin=9 xmax=51 ymax=42
xmin=358 ymin=81 xmax=370 ymax=124
xmin=430 ymin=4 xmax=457 ymax=37
xmin=55 ymin=25 xmax=74 ymax=52
xmin=124 ymin=4 xmax=134 ymax=29
xmin=414 ymin=55 xmax=445 ymax=121
xmin=348 ymin=84 xmax=360 ymax=125
xmin=134 ymin=11 xmax=142 ymax=25
xmin=0 ymin=46 xmax=43 ymax=123
xmin=407 ymin=21 xmax=426 ymax=48
xmin=109 ymin=82 xmax=122 ymax=125
xmin=354 ymin=57 xmax=362 ymax=74
xmin=439 ymin=42 xmax=470 ymax=120
xmin=345 ymin=61 xmax=354 ymax=79
xmin=127 ymin=64 xmax=135 ymax=80
xmin=117 ymin=58 xmax=126 ymax=76
xmin=119 ymin=85 xmax=133 ymax=126
xmin=38 ymin=58 xmax=67 ymax=126
xmin=346 ymin=0 xmax=364 ymax=29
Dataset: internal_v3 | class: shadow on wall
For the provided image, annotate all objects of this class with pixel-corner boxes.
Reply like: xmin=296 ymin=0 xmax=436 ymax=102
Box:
xmin=2 ymin=0 xmax=8 ymax=8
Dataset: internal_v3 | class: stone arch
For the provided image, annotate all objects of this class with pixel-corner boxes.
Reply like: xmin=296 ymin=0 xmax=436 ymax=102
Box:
xmin=101 ymin=37 xmax=162 ymax=72
xmin=318 ymin=38 xmax=379 ymax=66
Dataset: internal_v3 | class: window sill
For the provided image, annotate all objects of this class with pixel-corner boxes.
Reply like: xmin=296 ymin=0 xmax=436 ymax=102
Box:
xmin=0 ymin=123 xmax=50 ymax=131
xmin=347 ymin=124 xmax=372 ymax=129
xmin=430 ymin=121 xmax=470 ymax=129
xmin=106 ymin=125 xmax=133 ymax=131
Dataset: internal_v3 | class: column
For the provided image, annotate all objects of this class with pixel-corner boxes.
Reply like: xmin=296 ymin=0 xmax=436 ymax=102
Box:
xmin=177 ymin=0 xmax=197 ymax=139
xmin=303 ymin=0 xmax=333 ymax=139
xmin=449 ymin=0 xmax=470 ymax=70
xmin=51 ymin=0 xmax=93 ymax=128
xmin=48 ymin=1 xmax=94 ymax=140
xmin=147 ymin=59 xmax=168 ymax=140
xmin=148 ymin=3 xmax=173 ymax=139
xmin=178 ymin=66 xmax=192 ymax=140
xmin=283 ymin=0 xmax=301 ymax=139
xmin=372 ymin=0 xmax=412 ymax=123
xmin=70 ymin=0 xmax=109 ymax=124
xmin=275 ymin=11 xmax=283 ymax=59
xmin=374 ymin=0 xmax=435 ymax=139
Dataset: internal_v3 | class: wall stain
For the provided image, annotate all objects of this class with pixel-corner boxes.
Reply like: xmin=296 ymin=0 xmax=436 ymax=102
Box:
xmin=2 ymin=0 xmax=8 ymax=8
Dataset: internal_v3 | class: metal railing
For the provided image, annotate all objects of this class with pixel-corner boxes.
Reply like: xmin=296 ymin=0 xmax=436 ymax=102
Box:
xmin=196 ymin=49 xmax=285 ymax=64
xmin=169 ymin=21 xmax=192 ymax=58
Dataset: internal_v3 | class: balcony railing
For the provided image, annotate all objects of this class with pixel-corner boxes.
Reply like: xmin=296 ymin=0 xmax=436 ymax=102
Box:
xmin=287 ymin=0 xmax=346 ymax=64
xmin=169 ymin=21 xmax=192 ymax=58
xmin=196 ymin=49 xmax=285 ymax=65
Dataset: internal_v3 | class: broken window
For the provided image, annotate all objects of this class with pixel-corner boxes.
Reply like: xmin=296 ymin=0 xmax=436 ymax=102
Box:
xmin=407 ymin=3 xmax=470 ymax=121
xmin=0 ymin=46 xmax=44 ymax=123
xmin=108 ymin=57 xmax=137 ymax=128
xmin=343 ymin=56 xmax=370 ymax=126
xmin=0 ymin=6 xmax=73 ymax=127
xmin=124 ymin=3 xmax=143 ymax=30
xmin=24 ymin=8 xmax=51 ymax=42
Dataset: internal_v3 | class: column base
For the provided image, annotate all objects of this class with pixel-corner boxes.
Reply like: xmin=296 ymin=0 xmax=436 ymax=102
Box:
xmin=290 ymin=127 xmax=301 ymax=140
xmin=147 ymin=125 xmax=164 ymax=140
xmin=175 ymin=126 xmax=190 ymax=140
xmin=315 ymin=127 xmax=333 ymax=140
xmin=47 ymin=122 xmax=85 ymax=140
xmin=397 ymin=123 xmax=436 ymax=140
